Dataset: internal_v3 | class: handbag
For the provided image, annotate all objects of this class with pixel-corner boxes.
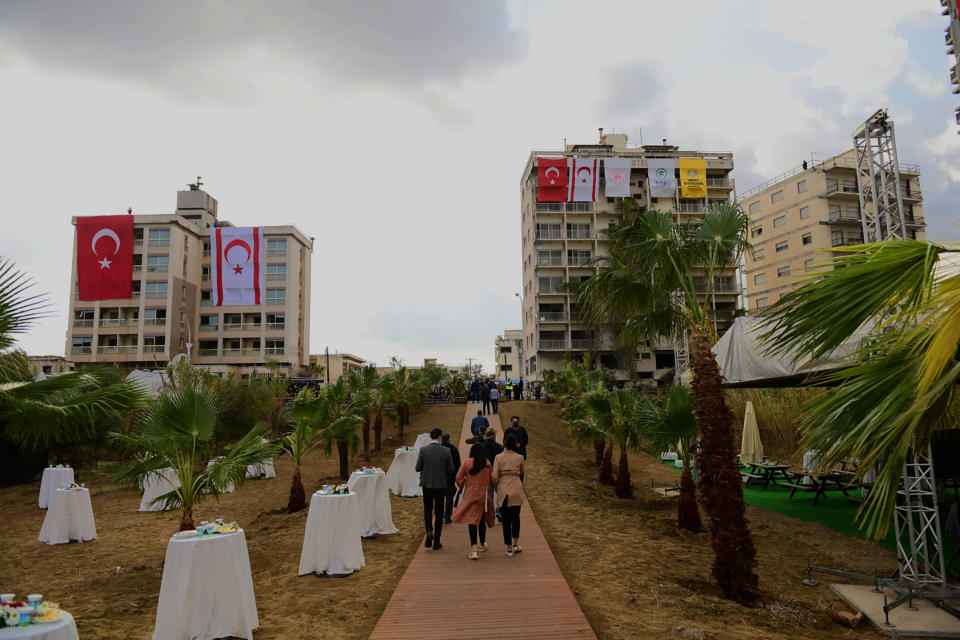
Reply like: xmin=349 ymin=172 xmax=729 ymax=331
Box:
xmin=453 ymin=481 xmax=466 ymax=508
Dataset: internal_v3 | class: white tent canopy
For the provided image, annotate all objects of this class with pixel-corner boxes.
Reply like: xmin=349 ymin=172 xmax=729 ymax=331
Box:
xmin=125 ymin=369 xmax=168 ymax=396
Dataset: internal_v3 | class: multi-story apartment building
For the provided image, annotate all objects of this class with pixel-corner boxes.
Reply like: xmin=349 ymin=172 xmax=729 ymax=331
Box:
xmin=308 ymin=352 xmax=367 ymax=383
xmin=494 ymin=329 xmax=523 ymax=380
xmin=66 ymin=186 xmax=313 ymax=376
xmin=739 ymin=150 xmax=925 ymax=310
xmin=519 ymin=131 xmax=738 ymax=382
xmin=27 ymin=355 xmax=74 ymax=377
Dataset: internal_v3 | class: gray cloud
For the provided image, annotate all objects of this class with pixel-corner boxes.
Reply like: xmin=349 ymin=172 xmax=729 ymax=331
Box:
xmin=0 ymin=1 xmax=526 ymax=101
xmin=598 ymin=59 xmax=665 ymax=120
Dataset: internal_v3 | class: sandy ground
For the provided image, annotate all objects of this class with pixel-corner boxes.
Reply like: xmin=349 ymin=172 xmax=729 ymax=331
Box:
xmin=509 ymin=400 xmax=896 ymax=640
xmin=2 ymin=402 xmax=465 ymax=640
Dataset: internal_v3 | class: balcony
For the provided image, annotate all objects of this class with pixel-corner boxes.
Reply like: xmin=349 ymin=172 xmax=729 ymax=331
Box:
xmin=902 ymin=189 xmax=923 ymax=201
xmin=565 ymin=203 xmax=593 ymax=213
xmin=98 ymin=318 xmax=137 ymax=328
xmin=567 ymin=256 xmax=592 ymax=266
xmin=678 ymin=203 xmax=702 ymax=212
xmin=820 ymin=156 xmax=920 ymax=174
xmin=829 ymin=210 xmax=861 ymax=223
xmin=265 ymin=322 xmax=286 ymax=330
xmin=133 ymin=265 xmax=142 ymax=273
xmin=73 ymin=319 xmax=95 ymax=328
xmin=570 ymin=339 xmax=597 ymax=349
xmin=96 ymin=346 xmax=138 ymax=354
xmin=825 ymin=183 xmax=860 ymax=196
xmin=70 ymin=346 xmax=92 ymax=354
xmin=222 ymin=323 xmax=244 ymax=331
xmin=201 ymin=274 xmax=211 ymax=282
xmin=199 ymin=324 xmax=219 ymax=331
xmin=566 ymin=229 xmax=591 ymax=239
xmin=539 ymin=339 xmax=567 ymax=350
xmin=706 ymin=177 xmax=734 ymax=188
xmin=538 ymin=288 xmax=566 ymax=295
xmin=202 ymin=250 xmax=211 ymax=258
xmin=832 ymin=236 xmax=864 ymax=248
xmin=143 ymin=318 xmax=166 ymax=327
xmin=267 ymin=249 xmax=287 ymax=257
xmin=536 ymin=229 xmax=563 ymax=240
xmin=538 ymin=312 xmax=567 ymax=322
xmin=266 ymin=274 xmax=286 ymax=281
xmin=134 ymin=239 xmax=144 ymax=247
xmin=148 ymin=240 xmax=170 ymax=247
xmin=535 ymin=203 xmax=563 ymax=213
xmin=142 ymin=345 xmax=166 ymax=353
xmin=197 ymin=349 xmax=218 ymax=356
xmin=905 ymin=216 xmax=926 ymax=226
xmin=146 ymin=265 xmax=168 ymax=273
xmin=200 ymin=299 xmax=214 ymax=306
xmin=265 ymin=347 xmax=285 ymax=356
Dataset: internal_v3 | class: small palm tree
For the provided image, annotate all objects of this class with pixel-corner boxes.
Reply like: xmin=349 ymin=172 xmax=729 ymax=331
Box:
xmin=571 ymin=389 xmax=644 ymax=498
xmin=638 ymin=385 xmax=704 ymax=532
xmin=113 ymin=381 xmax=277 ymax=530
xmin=297 ymin=379 xmax=365 ymax=481
xmin=282 ymin=389 xmax=319 ymax=512
xmin=370 ymin=379 xmax=389 ymax=453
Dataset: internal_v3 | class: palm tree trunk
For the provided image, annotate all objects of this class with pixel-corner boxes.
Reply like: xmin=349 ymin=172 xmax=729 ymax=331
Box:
xmin=362 ymin=414 xmax=371 ymax=462
xmin=677 ymin=467 xmax=703 ymax=533
xmin=599 ymin=446 xmax=615 ymax=485
xmin=615 ymin=446 xmax=633 ymax=498
xmin=374 ymin=411 xmax=383 ymax=452
xmin=179 ymin=507 xmax=194 ymax=531
xmin=337 ymin=441 xmax=349 ymax=481
xmin=287 ymin=465 xmax=306 ymax=513
xmin=689 ymin=325 xmax=758 ymax=604
xmin=594 ymin=438 xmax=605 ymax=466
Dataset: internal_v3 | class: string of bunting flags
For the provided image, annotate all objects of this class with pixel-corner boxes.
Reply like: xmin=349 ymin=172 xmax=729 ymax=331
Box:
xmin=536 ymin=156 xmax=707 ymax=202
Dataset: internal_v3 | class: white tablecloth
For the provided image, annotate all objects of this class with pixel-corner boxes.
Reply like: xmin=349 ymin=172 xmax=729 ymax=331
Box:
xmin=206 ymin=458 xmax=234 ymax=493
xmin=0 ymin=611 xmax=78 ymax=640
xmin=38 ymin=468 xmax=74 ymax=509
xmin=38 ymin=489 xmax=96 ymax=545
xmin=385 ymin=449 xmax=421 ymax=497
xmin=347 ymin=472 xmax=398 ymax=537
xmin=245 ymin=458 xmax=276 ymax=479
xmin=152 ymin=529 xmax=258 ymax=640
xmin=139 ymin=468 xmax=181 ymax=512
xmin=298 ymin=493 xmax=365 ymax=576
xmin=413 ymin=433 xmax=432 ymax=450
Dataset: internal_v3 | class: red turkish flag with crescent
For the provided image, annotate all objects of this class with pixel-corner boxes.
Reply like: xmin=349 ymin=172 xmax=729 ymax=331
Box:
xmin=537 ymin=157 xmax=568 ymax=202
xmin=76 ymin=215 xmax=134 ymax=301
xmin=211 ymin=226 xmax=265 ymax=306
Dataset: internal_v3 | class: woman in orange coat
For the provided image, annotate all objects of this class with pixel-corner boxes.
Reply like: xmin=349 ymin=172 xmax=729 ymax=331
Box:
xmin=452 ymin=443 xmax=494 ymax=559
xmin=492 ymin=433 xmax=526 ymax=556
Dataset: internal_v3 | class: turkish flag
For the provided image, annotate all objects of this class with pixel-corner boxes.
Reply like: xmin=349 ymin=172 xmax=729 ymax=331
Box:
xmin=537 ymin=157 xmax=568 ymax=202
xmin=211 ymin=226 xmax=265 ymax=306
xmin=76 ymin=215 xmax=134 ymax=301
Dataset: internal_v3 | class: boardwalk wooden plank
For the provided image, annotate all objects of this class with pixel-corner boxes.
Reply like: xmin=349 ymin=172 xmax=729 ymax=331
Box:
xmin=369 ymin=402 xmax=596 ymax=640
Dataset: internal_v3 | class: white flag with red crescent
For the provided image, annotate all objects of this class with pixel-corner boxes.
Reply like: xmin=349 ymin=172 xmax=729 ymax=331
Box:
xmin=567 ymin=157 xmax=599 ymax=202
xmin=211 ymin=226 xmax=265 ymax=306
xmin=603 ymin=158 xmax=632 ymax=198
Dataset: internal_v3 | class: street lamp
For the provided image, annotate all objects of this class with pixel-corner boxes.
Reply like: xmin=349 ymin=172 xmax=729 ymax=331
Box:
xmin=515 ymin=292 xmax=524 ymax=378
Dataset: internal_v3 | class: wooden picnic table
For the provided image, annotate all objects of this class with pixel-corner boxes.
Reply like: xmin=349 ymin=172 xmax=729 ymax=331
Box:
xmin=744 ymin=461 xmax=792 ymax=491
xmin=782 ymin=470 xmax=856 ymax=504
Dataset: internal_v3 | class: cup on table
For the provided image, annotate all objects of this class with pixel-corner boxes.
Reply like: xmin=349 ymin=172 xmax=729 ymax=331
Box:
xmin=19 ymin=607 xmax=34 ymax=626
xmin=0 ymin=593 xmax=14 ymax=602
xmin=27 ymin=594 xmax=42 ymax=607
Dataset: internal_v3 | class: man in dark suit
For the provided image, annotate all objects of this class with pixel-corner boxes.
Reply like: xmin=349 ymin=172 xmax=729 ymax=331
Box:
xmin=480 ymin=384 xmax=491 ymax=415
xmin=415 ymin=427 xmax=454 ymax=550
xmin=440 ymin=432 xmax=462 ymax=524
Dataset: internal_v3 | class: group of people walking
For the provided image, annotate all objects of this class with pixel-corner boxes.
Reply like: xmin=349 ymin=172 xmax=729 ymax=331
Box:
xmin=414 ymin=407 xmax=530 ymax=559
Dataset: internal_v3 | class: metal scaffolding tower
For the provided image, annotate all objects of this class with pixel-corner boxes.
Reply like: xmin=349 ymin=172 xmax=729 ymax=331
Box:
xmin=853 ymin=109 xmax=907 ymax=243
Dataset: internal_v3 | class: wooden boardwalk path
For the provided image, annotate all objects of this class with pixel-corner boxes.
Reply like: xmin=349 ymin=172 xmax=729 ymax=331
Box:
xmin=369 ymin=402 xmax=595 ymax=639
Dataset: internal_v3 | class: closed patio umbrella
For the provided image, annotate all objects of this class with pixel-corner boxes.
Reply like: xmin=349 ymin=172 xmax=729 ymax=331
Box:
xmin=739 ymin=400 xmax=763 ymax=465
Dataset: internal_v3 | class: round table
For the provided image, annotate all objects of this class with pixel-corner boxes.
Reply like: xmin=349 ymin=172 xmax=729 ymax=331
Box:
xmin=152 ymin=529 xmax=258 ymax=640
xmin=298 ymin=492 xmax=365 ymax=576
xmin=413 ymin=433 xmax=432 ymax=450
xmin=38 ymin=468 xmax=74 ymax=509
xmin=346 ymin=471 xmax=398 ymax=538
xmin=38 ymin=489 xmax=96 ymax=545
xmin=0 ymin=611 xmax=78 ymax=639
xmin=139 ymin=468 xmax=180 ymax=512
xmin=245 ymin=459 xmax=276 ymax=479
xmin=385 ymin=449 xmax=421 ymax=497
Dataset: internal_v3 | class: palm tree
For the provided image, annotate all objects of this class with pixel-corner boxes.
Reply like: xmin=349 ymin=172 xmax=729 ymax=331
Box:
xmin=570 ymin=389 xmax=644 ymax=498
xmin=113 ymin=381 xmax=277 ymax=530
xmin=370 ymin=375 xmax=390 ymax=453
xmin=283 ymin=389 xmax=320 ymax=512
xmin=299 ymin=379 xmax=365 ymax=481
xmin=0 ymin=258 xmax=149 ymax=458
xmin=388 ymin=366 xmax=428 ymax=437
xmin=345 ymin=365 xmax=378 ymax=461
xmin=761 ymin=239 xmax=960 ymax=539
xmin=576 ymin=204 xmax=759 ymax=604
xmin=638 ymin=385 xmax=703 ymax=532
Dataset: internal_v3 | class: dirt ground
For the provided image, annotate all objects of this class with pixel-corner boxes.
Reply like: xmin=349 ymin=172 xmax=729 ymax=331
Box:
xmin=2 ymin=402 xmax=465 ymax=640
xmin=508 ymin=400 xmax=897 ymax=640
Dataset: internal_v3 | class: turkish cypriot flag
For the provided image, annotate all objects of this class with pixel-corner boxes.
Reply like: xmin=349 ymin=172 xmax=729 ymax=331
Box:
xmin=647 ymin=158 xmax=676 ymax=198
xmin=678 ymin=158 xmax=707 ymax=198
xmin=603 ymin=158 xmax=632 ymax=198
xmin=211 ymin=226 xmax=266 ymax=306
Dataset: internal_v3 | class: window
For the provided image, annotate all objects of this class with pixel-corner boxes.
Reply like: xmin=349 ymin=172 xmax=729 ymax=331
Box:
xmin=148 ymin=228 xmax=170 ymax=246
xmin=146 ymin=255 xmax=168 ymax=272
xmin=566 ymin=223 xmax=590 ymax=239
xmin=775 ymin=241 xmax=788 ymax=252
xmin=832 ymin=230 xmax=843 ymax=246
xmin=756 ymin=297 xmax=769 ymax=310
xmin=266 ymin=288 xmax=286 ymax=305
xmin=754 ymin=273 xmax=767 ymax=285
xmin=145 ymin=281 xmax=168 ymax=298
xmin=500 ymin=346 xmax=512 ymax=353
xmin=754 ymin=248 xmax=765 ymax=261
xmin=200 ymin=314 xmax=219 ymax=331
xmin=71 ymin=336 xmax=92 ymax=354
xmin=538 ymin=249 xmax=562 ymax=266
xmin=200 ymin=290 xmax=212 ymax=305
xmin=73 ymin=309 xmax=95 ymax=327
xmin=266 ymin=313 xmax=285 ymax=329
xmin=773 ymin=215 xmax=786 ymax=228
xmin=802 ymin=232 xmax=812 ymax=245
xmin=799 ymin=206 xmax=809 ymax=219
xmin=805 ymin=259 xmax=815 ymax=271
xmin=144 ymin=308 xmax=166 ymax=325
xmin=267 ymin=238 xmax=287 ymax=256
xmin=751 ymin=226 xmax=763 ymax=238
xmin=143 ymin=335 xmax=166 ymax=351
xmin=640 ymin=352 xmax=651 ymax=360
xmin=567 ymin=249 xmax=591 ymax=265
xmin=266 ymin=263 xmax=286 ymax=280
xmin=777 ymin=265 xmax=791 ymax=277
xmin=203 ymin=242 xmax=211 ymax=257
xmin=655 ymin=352 xmax=676 ymax=369
xmin=536 ymin=223 xmax=562 ymax=239
xmin=797 ymin=180 xmax=807 ymax=193
xmin=265 ymin=339 xmax=284 ymax=355
xmin=749 ymin=202 xmax=761 ymax=214
xmin=202 ymin=265 xmax=211 ymax=281
xmin=538 ymin=276 xmax=564 ymax=293
xmin=771 ymin=190 xmax=784 ymax=203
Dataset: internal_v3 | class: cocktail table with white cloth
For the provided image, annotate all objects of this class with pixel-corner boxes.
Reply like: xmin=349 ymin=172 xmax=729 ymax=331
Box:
xmin=206 ymin=457 xmax=234 ymax=493
xmin=384 ymin=448 xmax=421 ymax=497
xmin=152 ymin=529 xmax=258 ymax=640
xmin=38 ymin=467 xmax=74 ymax=509
xmin=139 ymin=468 xmax=180 ymax=512
xmin=245 ymin=458 xmax=276 ymax=479
xmin=0 ymin=611 xmax=79 ymax=640
xmin=38 ymin=488 xmax=96 ymax=545
xmin=413 ymin=433 xmax=432 ymax=450
xmin=346 ymin=470 xmax=398 ymax=538
xmin=298 ymin=492 xmax=365 ymax=576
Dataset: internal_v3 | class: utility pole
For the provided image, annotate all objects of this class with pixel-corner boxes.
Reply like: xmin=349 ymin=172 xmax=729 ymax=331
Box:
xmin=325 ymin=346 xmax=330 ymax=386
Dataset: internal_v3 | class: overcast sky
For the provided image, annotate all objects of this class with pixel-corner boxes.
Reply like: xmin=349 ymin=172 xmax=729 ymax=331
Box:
xmin=2 ymin=1 xmax=958 ymax=371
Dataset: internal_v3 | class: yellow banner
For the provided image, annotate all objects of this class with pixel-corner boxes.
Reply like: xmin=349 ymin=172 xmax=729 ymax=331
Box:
xmin=678 ymin=158 xmax=706 ymax=199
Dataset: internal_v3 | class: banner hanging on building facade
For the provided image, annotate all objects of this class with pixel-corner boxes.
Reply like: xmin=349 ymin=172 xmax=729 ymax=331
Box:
xmin=647 ymin=158 xmax=676 ymax=198
xmin=678 ymin=158 xmax=707 ymax=198
xmin=603 ymin=158 xmax=632 ymax=197
xmin=536 ymin=157 xmax=568 ymax=202
xmin=76 ymin=215 xmax=134 ymax=301
xmin=211 ymin=226 xmax=265 ymax=306
xmin=568 ymin=157 xmax=599 ymax=202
